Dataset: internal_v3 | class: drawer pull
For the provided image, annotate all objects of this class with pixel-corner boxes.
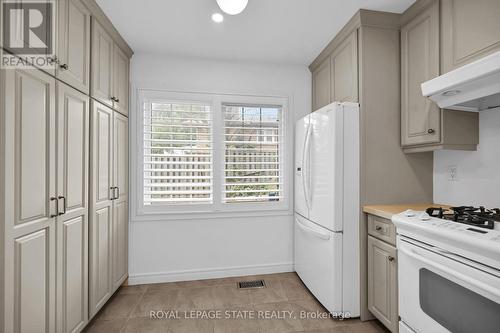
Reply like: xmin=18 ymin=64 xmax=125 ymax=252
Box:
xmin=388 ymin=256 xmax=395 ymax=262
xmin=375 ymin=226 xmax=383 ymax=231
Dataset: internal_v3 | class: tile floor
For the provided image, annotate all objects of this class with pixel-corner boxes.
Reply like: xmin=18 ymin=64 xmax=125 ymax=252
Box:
xmin=84 ymin=272 xmax=389 ymax=333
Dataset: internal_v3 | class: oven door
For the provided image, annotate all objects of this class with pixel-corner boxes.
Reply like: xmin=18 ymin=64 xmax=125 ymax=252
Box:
xmin=398 ymin=236 xmax=500 ymax=333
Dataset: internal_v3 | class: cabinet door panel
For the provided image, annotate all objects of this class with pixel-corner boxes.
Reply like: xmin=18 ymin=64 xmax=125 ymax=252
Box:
xmin=89 ymin=101 xmax=114 ymax=317
xmin=55 ymin=81 xmax=89 ymax=333
xmin=312 ymin=59 xmax=331 ymax=111
xmin=3 ymin=67 xmax=57 ymax=333
xmin=331 ymin=31 xmax=358 ymax=103
xmin=112 ymin=45 xmax=129 ymax=116
xmin=112 ymin=113 xmax=128 ymax=289
xmin=368 ymin=235 xmax=398 ymax=333
xmin=57 ymin=0 xmax=91 ymax=93
xmin=58 ymin=216 xmax=87 ymax=333
xmin=442 ymin=0 xmax=500 ymax=72
xmin=91 ymin=19 xmax=113 ymax=107
xmin=13 ymin=228 xmax=56 ymax=333
xmin=401 ymin=2 xmax=441 ymax=146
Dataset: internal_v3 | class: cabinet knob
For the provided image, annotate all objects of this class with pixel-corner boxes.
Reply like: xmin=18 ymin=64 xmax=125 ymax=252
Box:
xmin=375 ymin=226 xmax=382 ymax=231
xmin=112 ymin=97 xmax=120 ymax=103
xmin=59 ymin=63 xmax=68 ymax=70
xmin=388 ymin=256 xmax=395 ymax=262
xmin=427 ymin=128 xmax=435 ymax=134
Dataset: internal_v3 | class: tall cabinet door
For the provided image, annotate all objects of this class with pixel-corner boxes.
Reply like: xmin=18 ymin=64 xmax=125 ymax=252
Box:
xmin=112 ymin=113 xmax=128 ymax=289
xmin=55 ymin=82 xmax=89 ymax=333
xmin=401 ymin=1 xmax=441 ymax=147
xmin=3 ymin=67 xmax=57 ymax=333
xmin=57 ymin=0 xmax=91 ymax=94
xmin=112 ymin=45 xmax=130 ymax=116
xmin=91 ymin=19 xmax=114 ymax=108
xmin=89 ymin=101 xmax=114 ymax=317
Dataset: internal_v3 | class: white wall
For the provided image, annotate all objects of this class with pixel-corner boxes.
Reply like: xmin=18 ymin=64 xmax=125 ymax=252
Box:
xmin=128 ymin=53 xmax=311 ymax=284
xmin=434 ymin=109 xmax=500 ymax=207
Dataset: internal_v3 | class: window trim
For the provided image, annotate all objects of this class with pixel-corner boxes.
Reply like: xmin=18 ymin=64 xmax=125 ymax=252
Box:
xmin=131 ymin=88 xmax=293 ymax=221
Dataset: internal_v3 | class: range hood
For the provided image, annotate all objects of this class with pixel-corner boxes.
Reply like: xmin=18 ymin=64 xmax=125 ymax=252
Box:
xmin=421 ymin=51 xmax=500 ymax=112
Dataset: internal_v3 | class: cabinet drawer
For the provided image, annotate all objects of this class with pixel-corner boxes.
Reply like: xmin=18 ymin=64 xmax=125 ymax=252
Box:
xmin=368 ymin=214 xmax=396 ymax=245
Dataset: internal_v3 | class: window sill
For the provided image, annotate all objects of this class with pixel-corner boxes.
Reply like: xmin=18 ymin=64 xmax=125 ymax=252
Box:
xmin=131 ymin=208 xmax=294 ymax=222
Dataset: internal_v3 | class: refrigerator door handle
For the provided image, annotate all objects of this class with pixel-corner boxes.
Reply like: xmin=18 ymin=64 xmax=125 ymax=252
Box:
xmin=302 ymin=123 xmax=312 ymax=210
xmin=296 ymin=218 xmax=331 ymax=240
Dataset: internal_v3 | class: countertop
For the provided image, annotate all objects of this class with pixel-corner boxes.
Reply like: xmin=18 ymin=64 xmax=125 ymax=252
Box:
xmin=363 ymin=204 xmax=450 ymax=220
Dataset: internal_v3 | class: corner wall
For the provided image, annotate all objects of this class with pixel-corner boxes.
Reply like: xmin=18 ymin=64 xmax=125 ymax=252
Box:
xmin=128 ymin=53 xmax=311 ymax=284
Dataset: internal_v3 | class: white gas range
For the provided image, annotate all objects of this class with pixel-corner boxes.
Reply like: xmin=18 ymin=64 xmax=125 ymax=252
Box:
xmin=392 ymin=207 xmax=500 ymax=333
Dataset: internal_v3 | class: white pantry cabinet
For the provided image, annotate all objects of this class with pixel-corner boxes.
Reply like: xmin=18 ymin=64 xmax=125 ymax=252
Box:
xmin=91 ymin=18 xmax=130 ymax=116
xmin=2 ymin=68 xmax=90 ymax=333
xmin=89 ymin=100 xmax=129 ymax=317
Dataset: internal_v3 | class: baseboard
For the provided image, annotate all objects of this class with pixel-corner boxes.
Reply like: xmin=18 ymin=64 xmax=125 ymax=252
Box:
xmin=127 ymin=262 xmax=294 ymax=285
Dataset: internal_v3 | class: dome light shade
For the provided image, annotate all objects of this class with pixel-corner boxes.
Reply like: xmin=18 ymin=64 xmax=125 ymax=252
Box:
xmin=216 ymin=0 xmax=248 ymax=15
xmin=211 ymin=13 xmax=224 ymax=23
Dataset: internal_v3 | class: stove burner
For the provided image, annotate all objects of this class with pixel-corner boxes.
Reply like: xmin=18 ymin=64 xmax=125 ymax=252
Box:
xmin=426 ymin=206 xmax=499 ymax=230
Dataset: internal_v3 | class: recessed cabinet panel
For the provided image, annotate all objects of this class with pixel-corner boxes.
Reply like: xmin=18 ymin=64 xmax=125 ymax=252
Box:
xmin=312 ymin=59 xmax=331 ymax=111
xmin=368 ymin=235 xmax=398 ymax=333
xmin=331 ymin=31 xmax=358 ymax=103
xmin=59 ymin=216 xmax=87 ymax=333
xmin=95 ymin=104 xmax=113 ymax=203
xmin=441 ymin=0 xmax=500 ymax=72
xmin=91 ymin=207 xmax=112 ymax=313
xmin=112 ymin=46 xmax=130 ymax=116
xmin=14 ymin=229 xmax=55 ymax=333
xmin=401 ymin=1 xmax=441 ymax=147
xmin=57 ymin=0 xmax=91 ymax=93
xmin=91 ymin=19 xmax=114 ymax=107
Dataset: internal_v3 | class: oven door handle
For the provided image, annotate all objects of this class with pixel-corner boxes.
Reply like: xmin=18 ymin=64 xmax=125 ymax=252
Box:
xmin=400 ymin=245 xmax=500 ymax=300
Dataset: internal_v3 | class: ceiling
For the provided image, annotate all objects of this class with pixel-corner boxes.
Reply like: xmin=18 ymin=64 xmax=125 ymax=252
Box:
xmin=96 ymin=0 xmax=415 ymax=65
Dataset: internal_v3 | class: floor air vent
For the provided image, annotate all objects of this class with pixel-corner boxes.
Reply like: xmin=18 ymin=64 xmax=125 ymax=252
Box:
xmin=238 ymin=280 xmax=266 ymax=289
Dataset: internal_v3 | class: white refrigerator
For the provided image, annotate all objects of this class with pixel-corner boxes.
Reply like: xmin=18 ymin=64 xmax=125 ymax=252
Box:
xmin=294 ymin=102 xmax=360 ymax=317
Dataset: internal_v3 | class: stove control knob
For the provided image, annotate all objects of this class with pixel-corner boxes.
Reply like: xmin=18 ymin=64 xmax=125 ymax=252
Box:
xmin=404 ymin=209 xmax=416 ymax=217
xmin=419 ymin=212 xmax=431 ymax=221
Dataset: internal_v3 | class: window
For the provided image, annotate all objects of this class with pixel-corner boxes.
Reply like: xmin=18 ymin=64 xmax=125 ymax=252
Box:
xmin=223 ymin=105 xmax=282 ymax=203
xmin=136 ymin=90 xmax=290 ymax=217
xmin=143 ymin=101 xmax=213 ymax=205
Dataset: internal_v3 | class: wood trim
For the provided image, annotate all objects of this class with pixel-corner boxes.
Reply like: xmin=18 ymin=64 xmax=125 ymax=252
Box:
xmin=82 ymin=0 xmax=134 ymax=58
xmin=309 ymin=10 xmax=400 ymax=72
xmin=403 ymin=143 xmax=477 ymax=153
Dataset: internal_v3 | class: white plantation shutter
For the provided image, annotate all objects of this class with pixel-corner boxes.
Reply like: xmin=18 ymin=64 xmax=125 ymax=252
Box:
xmin=143 ymin=101 xmax=213 ymax=205
xmin=223 ymin=104 xmax=283 ymax=203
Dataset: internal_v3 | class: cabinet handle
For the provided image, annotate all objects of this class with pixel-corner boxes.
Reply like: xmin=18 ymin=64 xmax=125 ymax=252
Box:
xmin=59 ymin=63 xmax=68 ymax=70
xmin=58 ymin=195 xmax=67 ymax=215
xmin=116 ymin=186 xmax=120 ymax=199
xmin=375 ymin=226 xmax=382 ymax=231
xmin=111 ymin=97 xmax=120 ymax=103
xmin=50 ymin=197 xmax=59 ymax=218
xmin=110 ymin=187 xmax=116 ymax=200
xmin=427 ymin=129 xmax=435 ymax=134
xmin=48 ymin=56 xmax=60 ymax=65
xmin=388 ymin=256 xmax=395 ymax=262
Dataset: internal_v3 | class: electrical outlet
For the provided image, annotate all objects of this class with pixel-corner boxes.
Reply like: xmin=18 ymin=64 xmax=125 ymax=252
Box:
xmin=448 ymin=165 xmax=458 ymax=181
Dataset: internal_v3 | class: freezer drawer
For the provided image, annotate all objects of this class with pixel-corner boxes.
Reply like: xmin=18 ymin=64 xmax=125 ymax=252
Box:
xmin=294 ymin=214 xmax=343 ymax=314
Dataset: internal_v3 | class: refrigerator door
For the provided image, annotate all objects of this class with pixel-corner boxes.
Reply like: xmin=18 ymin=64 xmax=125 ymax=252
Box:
xmin=294 ymin=114 xmax=311 ymax=219
xmin=308 ymin=103 xmax=344 ymax=232
xmin=294 ymin=214 xmax=343 ymax=314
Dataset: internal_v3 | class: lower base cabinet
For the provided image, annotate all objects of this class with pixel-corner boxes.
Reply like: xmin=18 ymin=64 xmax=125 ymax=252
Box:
xmin=368 ymin=224 xmax=398 ymax=332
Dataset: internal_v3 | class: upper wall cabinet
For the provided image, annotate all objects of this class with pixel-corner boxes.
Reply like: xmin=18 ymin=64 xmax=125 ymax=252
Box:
xmin=312 ymin=59 xmax=331 ymax=111
xmin=401 ymin=1 xmax=441 ymax=147
xmin=57 ymin=0 xmax=91 ymax=94
xmin=311 ymin=30 xmax=358 ymax=111
xmin=91 ymin=18 xmax=130 ymax=116
xmin=331 ymin=31 xmax=358 ymax=103
xmin=400 ymin=0 xmax=479 ymax=153
xmin=441 ymin=0 xmax=500 ymax=73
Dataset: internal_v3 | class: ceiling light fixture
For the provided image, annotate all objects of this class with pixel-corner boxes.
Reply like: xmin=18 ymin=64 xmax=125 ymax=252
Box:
xmin=216 ymin=0 xmax=248 ymax=15
xmin=212 ymin=13 xmax=224 ymax=23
